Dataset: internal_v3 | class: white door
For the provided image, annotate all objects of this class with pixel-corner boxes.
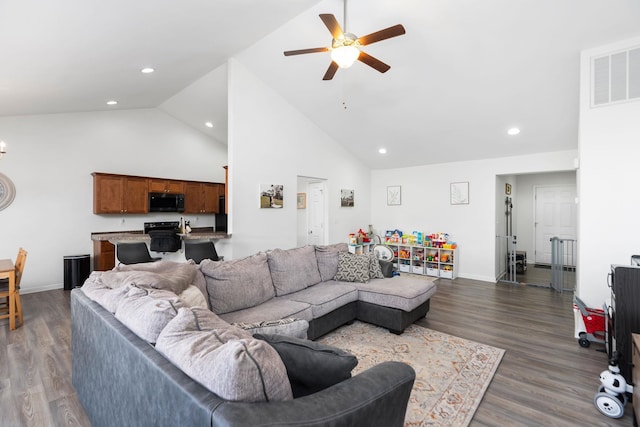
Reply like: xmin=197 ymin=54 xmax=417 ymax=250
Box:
xmin=534 ymin=185 xmax=577 ymax=264
xmin=308 ymin=182 xmax=326 ymax=245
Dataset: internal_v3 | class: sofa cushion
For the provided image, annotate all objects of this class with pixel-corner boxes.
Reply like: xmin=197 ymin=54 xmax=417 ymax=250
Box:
xmin=200 ymin=253 xmax=275 ymax=314
xmin=114 ymin=285 xmax=183 ymax=343
xmin=178 ymin=285 xmax=208 ymax=308
xmin=356 ymin=276 xmax=437 ymax=312
xmin=334 ymin=252 xmax=370 ymax=283
xmin=232 ymin=318 xmax=309 ymax=339
xmin=315 ymin=243 xmax=349 ymax=282
xmin=156 ymin=307 xmax=292 ymax=403
xmin=267 ymin=246 xmax=322 ymax=296
xmin=368 ymin=253 xmax=385 ymax=279
xmin=219 ymin=297 xmax=313 ymax=324
xmin=114 ymin=260 xmax=198 ymax=295
xmin=81 ymin=271 xmax=132 ymax=313
xmin=281 ymin=281 xmax=358 ymax=318
xmin=253 ymin=333 xmax=357 ymax=398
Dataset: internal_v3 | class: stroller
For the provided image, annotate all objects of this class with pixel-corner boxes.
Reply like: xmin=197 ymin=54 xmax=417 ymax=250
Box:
xmin=573 ymin=295 xmax=606 ymax=348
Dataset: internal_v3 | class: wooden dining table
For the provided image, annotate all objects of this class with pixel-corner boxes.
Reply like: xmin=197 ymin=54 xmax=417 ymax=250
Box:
xmin=0 ymin=259 xmax=17 ymax=330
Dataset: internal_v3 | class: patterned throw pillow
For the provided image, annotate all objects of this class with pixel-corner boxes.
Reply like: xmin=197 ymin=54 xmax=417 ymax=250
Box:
xmin=368 ymin=252 xmax=385 ymax=279
xmin=334 ymin=252 xmax=370 ymax=283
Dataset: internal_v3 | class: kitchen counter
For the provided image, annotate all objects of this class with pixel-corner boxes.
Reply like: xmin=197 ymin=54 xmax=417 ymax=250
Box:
xmin=91 ymin=231 xmax=230 ymax=243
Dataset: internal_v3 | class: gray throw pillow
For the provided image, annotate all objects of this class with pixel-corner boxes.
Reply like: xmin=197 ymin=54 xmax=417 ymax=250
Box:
xmin=267 ymin=246 xmax=322 ymax=296
xmin=334 ymin=252 xmax=370 ymax=283
xmin=368 ymin=252 xmax=385 ymax=279
xmin=253 ymin=333 xmax=358 ymax=398
xmin=156 ymin=307 xmax=293 ymax=403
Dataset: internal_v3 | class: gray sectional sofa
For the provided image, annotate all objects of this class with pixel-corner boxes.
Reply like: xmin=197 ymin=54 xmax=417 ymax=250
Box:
xmin=71 ymin=243 xmax=437 ymax=427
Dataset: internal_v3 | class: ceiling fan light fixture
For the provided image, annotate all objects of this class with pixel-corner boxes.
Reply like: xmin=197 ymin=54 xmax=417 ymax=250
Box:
xmin=331 ymin=45 xmax=360 ymax=68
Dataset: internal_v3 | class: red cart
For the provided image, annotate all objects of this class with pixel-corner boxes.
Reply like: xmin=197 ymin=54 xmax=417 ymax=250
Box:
xmin=573 ymin=296 xmax=606 ymax=348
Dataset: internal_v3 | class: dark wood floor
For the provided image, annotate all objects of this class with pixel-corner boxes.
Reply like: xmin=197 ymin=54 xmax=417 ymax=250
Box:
xmin=1 ymin=279 xmax=633 ymax=426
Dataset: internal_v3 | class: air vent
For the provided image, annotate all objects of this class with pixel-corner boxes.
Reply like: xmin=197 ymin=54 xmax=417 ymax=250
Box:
xmin=592 ymin=46 xmax=640 ymax=107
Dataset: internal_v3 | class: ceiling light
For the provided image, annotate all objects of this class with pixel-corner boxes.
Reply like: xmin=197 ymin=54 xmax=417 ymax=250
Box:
xmin=141 ymin=67 xmax=155 ymax=74
xmin=378 ymin=148 xmax=387 ymax=154
xmin=507 ymin=127 xmax=520 ymax=136
xmin=106 ymin=100 xmax=118 ymax=106
xmin=330 ymin=35 xmax=360 ymax=69
xmin=205 ymin=122 xmax=214 ymax=128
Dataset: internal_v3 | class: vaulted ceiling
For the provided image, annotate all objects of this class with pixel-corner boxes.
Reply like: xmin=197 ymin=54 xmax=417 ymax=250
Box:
xmin=2 ymin=0 xmax=640 ymax=169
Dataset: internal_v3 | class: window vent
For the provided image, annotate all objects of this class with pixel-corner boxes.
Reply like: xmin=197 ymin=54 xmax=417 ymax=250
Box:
xmin=591 ymin=46 xmax=640 ymax=107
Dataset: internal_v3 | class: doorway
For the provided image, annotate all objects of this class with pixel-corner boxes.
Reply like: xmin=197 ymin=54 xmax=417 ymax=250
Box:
xmin=297 ymin=177 xmax=328 ymax=246
xmin=496 ymin=172 xmax=577 ymax=288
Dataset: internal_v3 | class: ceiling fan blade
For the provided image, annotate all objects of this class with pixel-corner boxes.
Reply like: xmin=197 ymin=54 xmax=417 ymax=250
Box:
xmin=283 ymin=47 xmax=329 ymax=56
xmin=357 ymin=24 xmax=406 ymax=46
xmin=323 ymin=61 xmax=339 ymax=80
xmin=319 ymin=14 xmax=344 ymax=40
xmin=358 ymin=51 xmax=391 ymax=73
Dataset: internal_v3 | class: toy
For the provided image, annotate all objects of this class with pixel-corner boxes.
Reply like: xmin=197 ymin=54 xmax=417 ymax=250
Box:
xmin=594 ymin=353 xmax=633 ymax=418
xmin=398 ymin=249 xmax=410 ymax=259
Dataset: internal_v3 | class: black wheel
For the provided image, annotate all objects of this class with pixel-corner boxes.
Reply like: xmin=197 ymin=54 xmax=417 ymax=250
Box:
xmin=579 ymin=337 xmax=591 ymax=348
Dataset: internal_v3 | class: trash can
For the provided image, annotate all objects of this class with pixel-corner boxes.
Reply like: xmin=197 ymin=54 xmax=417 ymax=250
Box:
xmin=64 ymin=254 xmax=90 ymax=290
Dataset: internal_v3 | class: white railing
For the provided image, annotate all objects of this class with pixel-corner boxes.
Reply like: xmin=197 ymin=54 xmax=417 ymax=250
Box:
xmin=550 ymin=237 xmax=577 ymax=293
xmin=496 ymin=235 xmax=518 ymax=284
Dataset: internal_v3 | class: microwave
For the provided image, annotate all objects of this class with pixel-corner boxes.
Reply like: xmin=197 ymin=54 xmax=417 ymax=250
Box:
xmin=148 ymin=192 xmax=185 ymax=212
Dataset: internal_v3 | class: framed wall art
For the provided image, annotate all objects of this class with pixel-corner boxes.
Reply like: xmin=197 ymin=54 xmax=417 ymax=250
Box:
xmin=260 ymin=184 xmax=283 ymax=209
xmin=341 ymin=189 xmax=354 ymax=207
xmin=297 ymin=192 xmax=306 ymax=209
xmin=387 ymin=185 xmax=401 ymax=205
xmin=450 ymin=182 xmax=469 ymax=205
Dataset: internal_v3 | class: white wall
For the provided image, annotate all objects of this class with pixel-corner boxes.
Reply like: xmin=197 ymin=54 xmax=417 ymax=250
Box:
xmin=227 ymin=59 xmax=371 ymax=258
xmin=371 ymin=150 xmax=577 ymax=282
xmin=578 ymin=36 xmax=640 ymax=307
xmin=0 ymin=108 xmax=227 ymax=292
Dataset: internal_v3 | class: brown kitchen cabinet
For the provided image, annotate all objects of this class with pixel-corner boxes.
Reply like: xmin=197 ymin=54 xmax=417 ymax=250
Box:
xmin=184 ymin=182 xmax=221 ymax=214
xmin=93 ymin=173 xmax=148 ymax=214
xmin=149 ymin=179 xmax=185 ymax=194
xmin=93 ymin=240 xmax=115 ymax=271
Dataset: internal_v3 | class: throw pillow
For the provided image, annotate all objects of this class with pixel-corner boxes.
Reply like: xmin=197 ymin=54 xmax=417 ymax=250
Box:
xmin=379 ymin=260 xmax=395 ymax=278
xmin=114 ymin=285 xmax=184 ymax=344
xmin=267 ymin=246 xmax=322 ymax=296
xmin=115 ymin=260 xmax=198 ymax=294
xmin=253 ymin=333 xmax=358 ymax=398
xmin=156 ymin=307 xmax=292 ymax=403
xmin=200 ymin=252 xmax=275 ymax=314
xmin=315 ymin=243 xmax=349 ymax=282
xmin=368 ymin=252 xmax=385 ymax=279
xmin=334 ymin=252 xmax=370 ymax=283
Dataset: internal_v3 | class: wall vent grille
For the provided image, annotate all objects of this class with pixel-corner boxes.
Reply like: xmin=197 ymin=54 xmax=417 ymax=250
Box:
xmin=591 ymin=46 xmax=640 ymax=107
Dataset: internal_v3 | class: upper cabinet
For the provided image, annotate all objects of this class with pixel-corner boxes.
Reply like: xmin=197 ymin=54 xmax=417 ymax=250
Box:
xmin=148 ymin=179 xmax=185 ymax=194
xmin=93 ymin=172 xmax=223 ymax=215
xmin=184 ymin=182 xmax=221 ymax=214
xmin=93 ymin=173 xmax=148 ymax=214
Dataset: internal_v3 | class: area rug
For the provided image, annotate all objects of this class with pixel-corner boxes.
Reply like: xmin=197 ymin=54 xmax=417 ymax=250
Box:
xmin=318 ymin=321 xmax=505 ymax=427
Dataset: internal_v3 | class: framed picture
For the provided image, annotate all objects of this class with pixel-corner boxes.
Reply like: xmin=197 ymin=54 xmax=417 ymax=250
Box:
xmin=297 ymin=193 xmax=306 ymax=209
xmin=387 ymin=185 xmax=401 ymax=205
xmin=341 ymin=189 xmax=354 ymax=207
xmin=260 ymin=184 xmax=283 ymax=209
xmin=450 ymin=182 xmax=469 ymax=205
xmin=505 ymin=183 xmax=512 ymax=195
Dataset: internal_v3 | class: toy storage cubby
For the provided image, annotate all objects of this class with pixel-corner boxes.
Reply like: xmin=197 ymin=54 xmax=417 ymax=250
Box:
xmin=386 ymin=243 xmax=458 ymax=279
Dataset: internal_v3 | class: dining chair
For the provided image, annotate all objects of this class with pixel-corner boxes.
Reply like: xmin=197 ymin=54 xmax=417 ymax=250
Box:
xmin=184 ymin=241 xmax=222 ymax=264
xmin=0 ymin=247 xmax=27 ymax=328
xmin=116 ymin=242 xmax=161 ymax=265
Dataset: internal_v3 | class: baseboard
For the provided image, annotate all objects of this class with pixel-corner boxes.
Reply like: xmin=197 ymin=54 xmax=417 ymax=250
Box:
xmin=21 ymin=283 xmax=64 ymax=294
xmin=457 ymin=273 xmax=497 ymax=283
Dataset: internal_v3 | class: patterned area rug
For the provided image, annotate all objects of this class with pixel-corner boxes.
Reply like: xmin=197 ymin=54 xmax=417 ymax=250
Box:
xmin=318 ymin=321 xmax=505 ymax=427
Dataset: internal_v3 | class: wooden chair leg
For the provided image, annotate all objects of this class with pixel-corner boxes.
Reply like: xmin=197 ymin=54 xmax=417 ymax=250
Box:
xmin=14 ymin=291 xmax=22 ymax=326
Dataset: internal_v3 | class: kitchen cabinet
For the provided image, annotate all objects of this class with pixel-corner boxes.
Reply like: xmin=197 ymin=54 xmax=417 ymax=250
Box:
xmin=93 ymin=240 xmax=115 ymax=271
xmin=184 ymin=182 xmax=221 ymax=214
xmin=148 ymin=179 xmax=184 ymax=194
xmin=93 ymin=173 xmax=148 ymax=214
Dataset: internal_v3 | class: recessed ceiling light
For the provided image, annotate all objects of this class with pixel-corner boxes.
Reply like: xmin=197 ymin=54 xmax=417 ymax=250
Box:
xmin=106 ymin=100 xmax=118 ymax=105
xmin=140 ymin=67 xmax=155 ymax=74
xmin=378 ymin=148 xmax=387 ymax=154
xmin=507 ymin=127 xmax=520 ymax=136
xmin=205 ymin=122 xmax=214 ymax=128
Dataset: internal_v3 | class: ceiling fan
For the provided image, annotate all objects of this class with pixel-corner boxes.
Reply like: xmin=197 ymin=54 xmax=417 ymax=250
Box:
xmin=283 ymin=3 xmax=405 ymax=81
